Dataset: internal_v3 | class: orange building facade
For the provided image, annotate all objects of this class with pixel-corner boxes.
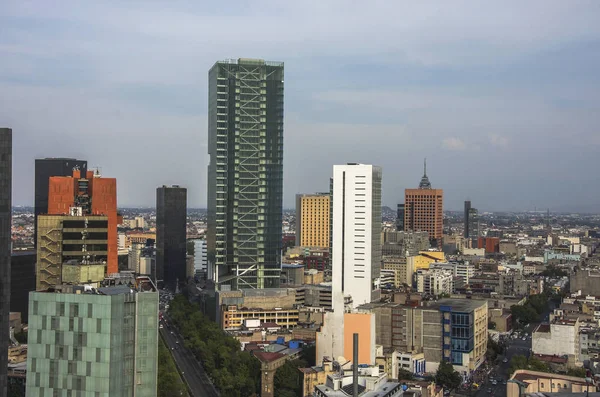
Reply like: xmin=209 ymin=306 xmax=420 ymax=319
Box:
xmin=404 ymin=188 xmax=444 ymax=248
xmin=478 ymin=237 xmax=500 ymax=253
xmin=47 ymin=170 xmax=119 ymax=274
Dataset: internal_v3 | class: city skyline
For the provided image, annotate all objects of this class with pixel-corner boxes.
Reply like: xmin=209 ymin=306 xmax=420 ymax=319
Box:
xmin=2 ymin=2 xmax=600 ymax=212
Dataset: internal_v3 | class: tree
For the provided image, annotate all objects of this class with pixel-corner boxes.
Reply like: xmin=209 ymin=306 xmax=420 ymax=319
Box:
xmin=274 ymin=359 xmax=305 ymax=397
xmin=398 ymin=368 xmax=415 ymax=381
xmin=435 ymin=361 xmax=461 ymax=390
xmin=509 ymin=355 xmax=528 ymax=374
xmin=567 ymin=367 xmax=587 ymax=377
xmin=168 ymin=295 xmax=262 ymax=397
xmin=157 ymin=338 xmax=187 ymax=397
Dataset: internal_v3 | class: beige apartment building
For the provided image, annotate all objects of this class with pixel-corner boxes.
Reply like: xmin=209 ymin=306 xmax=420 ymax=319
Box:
xmin=295 ymin=193 xmax=330 ymax=248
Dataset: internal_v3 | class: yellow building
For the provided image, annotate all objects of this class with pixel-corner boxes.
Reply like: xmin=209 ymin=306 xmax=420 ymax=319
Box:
xmin=220 ymin=305 xmax=299 ymax=330
xmin=295 ymin=193 xmax=330 ymax=248
xmin=409 ymin=251 xmax=446 ymax=271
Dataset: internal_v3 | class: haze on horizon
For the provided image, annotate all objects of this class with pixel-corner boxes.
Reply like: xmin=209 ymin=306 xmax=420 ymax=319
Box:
xmin=1 ymin=1 xmax=600 ymax=213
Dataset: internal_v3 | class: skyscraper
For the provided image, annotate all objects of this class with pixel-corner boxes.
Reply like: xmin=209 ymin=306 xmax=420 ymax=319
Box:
xmin=34 ymin=158 xmax=87 ymax=248
xmin=0 ymin=128 xmax=11 ymax=397
xmin=295 ymin=193 xmax=330 ymax=248
xmin=156 ymin=185 xmax=187 ymax=289
xmin=464 ymin=200 xmax=479 ymax=241
xmin=45 ymin=169 xmax=119 ymax=274
xmin=26 ymin=276 xmax=159 ymax=397
xmin=404 ymin=160 xmax=444 ymax=249
xmin=331 ymin=163 xmax=382 ymax=311
xmin=207 ymin=58 xmax=284 ymax=290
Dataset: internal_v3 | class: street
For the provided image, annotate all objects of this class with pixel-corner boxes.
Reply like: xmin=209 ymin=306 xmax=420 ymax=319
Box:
xmin=473 ymin=333 xmax=531 ymax=397
xmin=161 ymin=322 xmax=220 ymax=397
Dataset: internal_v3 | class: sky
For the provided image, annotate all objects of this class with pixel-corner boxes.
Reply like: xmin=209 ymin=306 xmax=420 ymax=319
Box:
xmin=1 ymin=1 xmax=600 ymax=212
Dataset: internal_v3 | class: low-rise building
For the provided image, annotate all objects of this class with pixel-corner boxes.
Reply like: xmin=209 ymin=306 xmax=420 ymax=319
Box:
xmin=507 ymin=370 xmax=592 ymax=397
xmin=416 ymin=268 xmax=453 ymax=296
xmin=532 ymin=319 xmax=581 ymax=366
xmin=221 ymin=305 xmax=299 ymax=330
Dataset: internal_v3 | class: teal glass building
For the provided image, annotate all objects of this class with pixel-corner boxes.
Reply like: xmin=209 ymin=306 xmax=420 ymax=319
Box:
xmin=207 ymin=58 xmax=284 ymax=290
xmin=25 ymin=278 xmax=159 ymax=396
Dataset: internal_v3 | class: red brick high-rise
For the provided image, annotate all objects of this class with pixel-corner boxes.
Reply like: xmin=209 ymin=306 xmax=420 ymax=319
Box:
xmin=47 ymin=169 xmax=119 ymax=274
xmin=404 ymin=159 xmax=444 ymax=249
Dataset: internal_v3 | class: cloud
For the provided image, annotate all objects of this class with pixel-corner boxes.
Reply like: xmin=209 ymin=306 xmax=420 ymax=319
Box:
xmin=1 ymin=0 xmax=600 ymax=211
xmin=442 ymin=137 xmax=467 ymax=151
xmin=489 ymin=134 xmax=509 ymax=147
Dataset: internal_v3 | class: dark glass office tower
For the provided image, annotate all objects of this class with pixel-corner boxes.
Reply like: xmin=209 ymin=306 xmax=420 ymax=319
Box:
xmin=207 ymin=58 xmax=284 ymax=290
xmin=156 ymin=185 xmax=187 ymax=290
xmin=34 ymin=158 xmax=87 ymax=247
xmin=464 ymin=200 xmax=479 ymax=240
xmin=0 ymin=128 xmax=12 ymax=397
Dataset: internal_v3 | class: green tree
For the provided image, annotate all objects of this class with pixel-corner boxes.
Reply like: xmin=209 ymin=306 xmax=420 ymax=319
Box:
xmin=168 ymin=295 xmax=262 ymax=397
xmin=398 ymin=368 xmax=415 ymax=380
xmin=435 ymin=361 xmax=461 ymax=390
xmin=567 ymin=367 xmax=587 ymax=377
xmin=509 ymin=355 xmax=528 ymax=374
xmin=157 ymin=338 xmax=187 ymax=397
xmin=274 ymin=359 xmax=305 ymax=397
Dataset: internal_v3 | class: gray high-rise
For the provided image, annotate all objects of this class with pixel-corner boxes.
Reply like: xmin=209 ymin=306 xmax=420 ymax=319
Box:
xmin=156 ymin=185 xmax=187 ymax=289
xmin=0 ymin=128 xmax=12 ymax=397
xmin=207 ymin=58 xmax=284 ymax=290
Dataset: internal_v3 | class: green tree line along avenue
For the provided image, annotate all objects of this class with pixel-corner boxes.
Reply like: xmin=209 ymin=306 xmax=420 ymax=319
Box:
xmin=168 ymin=295 xmax=262 ymax=397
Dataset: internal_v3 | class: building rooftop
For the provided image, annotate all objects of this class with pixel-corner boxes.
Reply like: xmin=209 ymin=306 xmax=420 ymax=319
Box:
xmin=253 ymin=351 xmax=285 ymax=364
xmin=426 ymin=298 xmax=486 ymax=312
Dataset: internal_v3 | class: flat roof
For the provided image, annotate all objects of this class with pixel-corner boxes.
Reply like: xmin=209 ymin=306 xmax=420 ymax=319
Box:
xmin=427 ymin=298 xmax=486 ymax=312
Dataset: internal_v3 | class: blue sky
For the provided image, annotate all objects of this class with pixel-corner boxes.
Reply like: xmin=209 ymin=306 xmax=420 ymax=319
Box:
xmin=1 ymin=0 xmax=600 ymax=211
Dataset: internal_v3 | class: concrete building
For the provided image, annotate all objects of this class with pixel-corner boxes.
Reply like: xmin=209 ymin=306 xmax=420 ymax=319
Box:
xmin=156 ymin=185 xmax=187 ymax=289
xmin=295 ymin=284 xmax=332 ymax=310
xmin=0 ymin=128 xmax=11 ymax=397
xmin=281 ymin=263 xmax=304 ymax=286
xmin=403 ymin=160 xmax=444 ymax=249
xmin=427 ymin=299 xmax=488 ymax=373
xmin=26 ymin=277 xmax=159 ymax=397
xmin=316 ymin=312 xmax=376 ymax=366
xmin=220 ymin=305 xmax=299 ymax=330
xmin=478 ymin=237 xmax=500 ymax=253
xmin=295 ymin=193 xmax=330 ymax=248
xmin=532 ymin=319 xmax=581 ymax=365
xmin=331 ymin=163 xmax=382 ymax=310
xmin=381 ymin=230 xmax=430 ymax=257
xmin=36 ymin=214 xmax=110 ymax=291
xmin=507 ymin=370 xmax=591 ymax=397
xmin=382 ymin=256 xmax=411 ymax=288
xmin=430 ymin=261 xmax=474 ymax=284
xmin=313 ymin=366 xmax=404 ymax=397
xmin=409 ymin=251 xmax=446 ymax=271
xmin=416 ymin=268 xmax=453 ymax=296
xmin=46 ymin=169 xmax=119 ymax=274
xmin=207 ymin=58 xmax=284 ymax=290
xmin=570 ymin=269 xmax=600 ymax=296
xmin=34 ymin=157 xmax=87 ymax=250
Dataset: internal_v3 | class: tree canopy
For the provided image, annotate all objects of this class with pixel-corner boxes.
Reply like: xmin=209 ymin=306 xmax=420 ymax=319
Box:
xmin=168 ymin=295 xmax=261 ymax=397
xmin=435 ymin=361 xmax=461 ymax=390
xmin=158 ymin=338 xmax=187 ymax=397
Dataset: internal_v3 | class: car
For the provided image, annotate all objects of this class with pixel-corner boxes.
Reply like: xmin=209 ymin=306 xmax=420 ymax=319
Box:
xmin=503 ymin=358 xmax=508 ymax=363
xmin=170 ymin=331 xmax=174 ymax=335
xmin=487 ymin=388 xmax=492 ymax=393
xmin=491 ymin=380 xmax=497 ymax=385
xmin=522 ymin=337 xmax=527 ymax=341
xmin=176 ymin=341 xmax=179 ymax=344
xmin=171 ymin=347 xmax=174 ymax=350
xmin=159 ymin=325 xmax=163 ymax=329
xmin=502 ymin=380 xmax=507 ymax=385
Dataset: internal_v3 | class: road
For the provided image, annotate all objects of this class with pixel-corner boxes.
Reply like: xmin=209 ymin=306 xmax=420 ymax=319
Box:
xmin=474 ymin=334 xmax=531 ymax=397
xmin=161 ymin=323 xmax=219 ymax=397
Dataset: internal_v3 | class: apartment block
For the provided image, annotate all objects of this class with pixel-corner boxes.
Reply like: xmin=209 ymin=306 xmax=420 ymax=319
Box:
xmin=295 ymin=193 xmax=330 ymax=248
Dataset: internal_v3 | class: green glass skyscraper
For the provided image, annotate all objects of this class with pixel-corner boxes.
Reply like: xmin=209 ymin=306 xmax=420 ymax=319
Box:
xmin=207 ymin=58 xmax=284 ymax=290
